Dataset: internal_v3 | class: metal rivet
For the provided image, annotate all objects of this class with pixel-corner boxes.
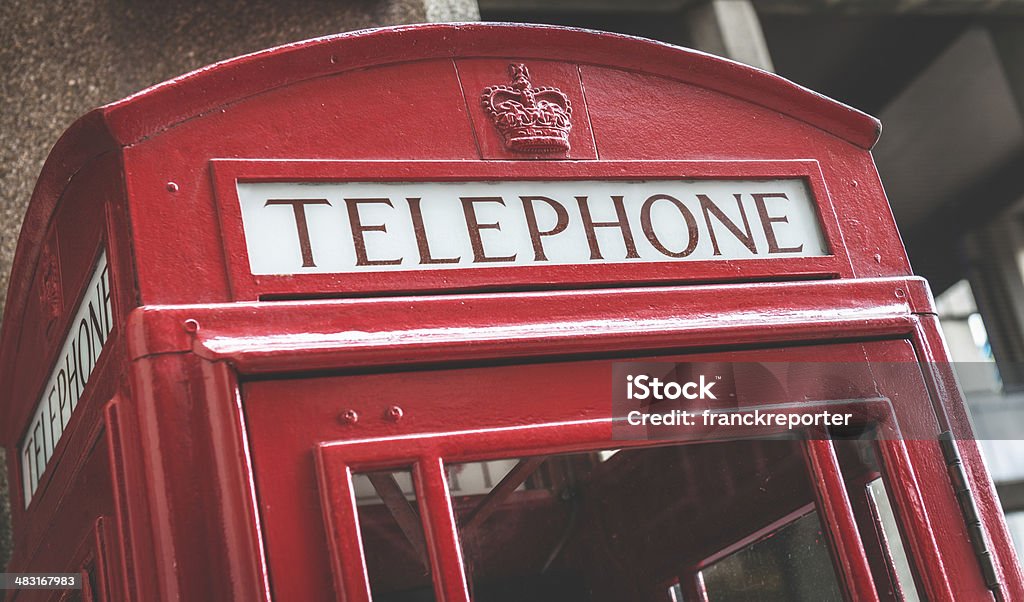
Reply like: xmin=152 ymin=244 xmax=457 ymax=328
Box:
xmin=330 ymin=55 xmax=338 ymax=64
xmin=895 ymin=289 xmax=906 ymax=298
xmin=386 ymin=406 xmax=404 ymax=422
xmin=873 ymin=254 xmax=881 ymax=263
xmin=851 ymin=180 xmax=858 ymax=188
xmin=182 ymin=319 xmax=200 ymax=333
xmin=166 ymin=182 xmax=179 ymax=192
xmin=339 ymin=409 xmax=359 ymax=425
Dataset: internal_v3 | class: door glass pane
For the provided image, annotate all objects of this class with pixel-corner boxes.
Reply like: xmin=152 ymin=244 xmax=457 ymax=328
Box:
xmin=446 ymin=438 xmax=843 ymax=601
xmin=668 ymin=582 xmax=684 ymax=601
xmin=700 ymin=511 xmax=842 ymax=601
xmin=353 ymin=469 xmax=435 ymax=601
xmin=867 ymin=478 xmax=921 ymax=602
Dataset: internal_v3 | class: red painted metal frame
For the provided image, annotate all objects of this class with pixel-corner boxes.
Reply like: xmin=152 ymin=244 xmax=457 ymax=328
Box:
xmin=123 ymin=355 xmax=268 ymax=602
xmin=909 ymin=315 xmax=1022 ymax=602
xmin=804 ymin=438 xmax=881 ymax=602
xmin=126 ymin=277 xmax=926 ymax=371
xmin=210 ymin=159 xmax=847 ymax=300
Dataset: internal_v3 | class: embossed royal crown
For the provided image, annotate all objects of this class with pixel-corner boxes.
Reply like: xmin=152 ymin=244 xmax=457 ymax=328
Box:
xmin=481 ymin=64 xmax=572 ymax=153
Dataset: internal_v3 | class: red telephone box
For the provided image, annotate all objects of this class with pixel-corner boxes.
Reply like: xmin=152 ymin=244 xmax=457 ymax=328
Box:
xmin=2 ymin=23 xmax=1022 ymax=602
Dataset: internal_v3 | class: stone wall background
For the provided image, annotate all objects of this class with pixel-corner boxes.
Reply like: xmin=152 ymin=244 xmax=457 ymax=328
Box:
xmin=0 ymin=0 xmax=478 ymax=572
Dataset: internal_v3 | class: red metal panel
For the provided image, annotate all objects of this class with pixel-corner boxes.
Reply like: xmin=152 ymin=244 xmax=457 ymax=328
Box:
xmin=90 ymin=25 xmax=878 ymax=150
xmin=124 ymin=353 xmax=267 ymax=602
xmin=103 ymin=396 xmax=155 ymax=602
xmin=102 ymin=399 xmax=137 ymax=602
xmin=121 ymin=58 xmax=483 ymax=307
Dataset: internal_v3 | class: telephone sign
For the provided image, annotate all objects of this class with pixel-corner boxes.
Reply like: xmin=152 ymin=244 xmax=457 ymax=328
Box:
xmin=236 ymin=178 xmax=827 ymax=274
xmin=19 ymin=253 xmax=112 ymax=507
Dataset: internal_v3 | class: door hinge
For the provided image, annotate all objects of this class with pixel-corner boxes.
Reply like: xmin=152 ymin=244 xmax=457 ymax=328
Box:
xmin=938 ymin=431 xmax=1002 ymax=595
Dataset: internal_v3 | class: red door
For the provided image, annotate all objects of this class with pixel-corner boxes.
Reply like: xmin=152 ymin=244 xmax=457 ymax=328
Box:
xmin=242 ymin=338 xmax=993 ymax=601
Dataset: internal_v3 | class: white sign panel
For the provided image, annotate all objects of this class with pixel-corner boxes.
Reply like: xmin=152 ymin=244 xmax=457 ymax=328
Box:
xmin=21 ymin=252 xmax=113 ymax=507
xmin=236 ymin=180 xmax=828 ymax=275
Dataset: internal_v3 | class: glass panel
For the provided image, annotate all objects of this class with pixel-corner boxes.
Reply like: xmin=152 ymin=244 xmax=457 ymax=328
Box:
xmin=867 ymin=479 xmax=921 ymax=602
xmin=353 ymin=469 xmax=435 ymax=602
xmin=701 ymin=511 xmax=842 ymax=601
xmin=446 ymin=438 xmax=841 ymax=602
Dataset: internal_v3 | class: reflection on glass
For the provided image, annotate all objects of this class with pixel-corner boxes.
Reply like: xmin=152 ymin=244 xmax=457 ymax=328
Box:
xmin=701 ymin=511 xmax=842 ymax=601
xmin=868 ymin=479 xmax=921 ymax=602
xmin=353 ymin=469 xmax=435 ymax=602
xmin=446 ymin=439 xmax=839 ymax=602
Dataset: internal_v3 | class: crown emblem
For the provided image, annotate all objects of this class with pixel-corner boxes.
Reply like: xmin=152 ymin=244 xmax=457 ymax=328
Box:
xmin=481 ymin=64 xmax=572 ymax=154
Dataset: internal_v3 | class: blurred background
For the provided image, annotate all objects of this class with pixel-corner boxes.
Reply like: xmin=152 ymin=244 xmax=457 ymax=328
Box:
xmin=3 ymin=0 xmax=1024 ymax=572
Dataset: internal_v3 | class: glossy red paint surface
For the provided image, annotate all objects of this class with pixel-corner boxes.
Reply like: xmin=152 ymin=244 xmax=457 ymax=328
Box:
xmin=0 ymin=22 xmax=1020 ymax=602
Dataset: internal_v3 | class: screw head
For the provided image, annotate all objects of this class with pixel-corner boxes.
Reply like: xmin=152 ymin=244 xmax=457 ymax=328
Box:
xmin=339 ymin=409 xmax=359 ymax=425
xmin=386 ymin=406 xmax=404 ymax=421
xmin=166 ymin=182 xmax=179 ymax=192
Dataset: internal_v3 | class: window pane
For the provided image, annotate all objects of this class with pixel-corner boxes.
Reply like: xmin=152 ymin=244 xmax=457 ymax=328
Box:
xmin=354 ymin=469 xmax=435 ymax=601
xmin=701 ymin=511 xmax=842 ymax=601
xmin=446 ymin=438 xmax=839 ymax=601
xmin=867 ymin=479 xmax=921 ymax=602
